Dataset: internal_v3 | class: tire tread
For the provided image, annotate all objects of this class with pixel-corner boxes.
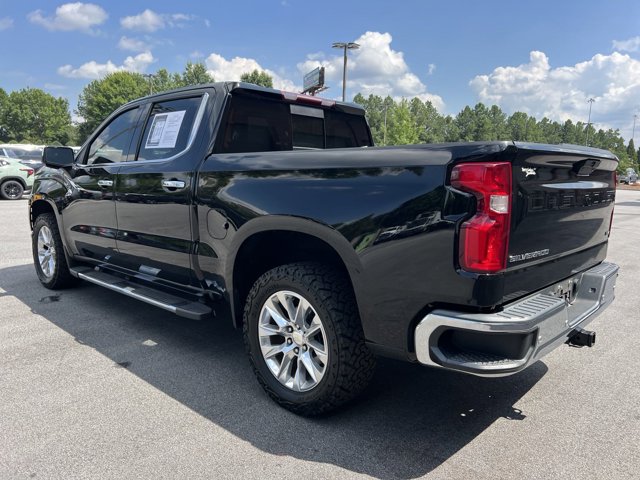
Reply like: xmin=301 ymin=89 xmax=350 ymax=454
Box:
xmin=243 ymin=262 xmax=375 ymax=416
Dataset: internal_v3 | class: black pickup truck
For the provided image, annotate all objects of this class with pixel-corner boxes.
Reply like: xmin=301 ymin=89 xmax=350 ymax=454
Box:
xmin=30 ymin=82 xmax=619 ymax=415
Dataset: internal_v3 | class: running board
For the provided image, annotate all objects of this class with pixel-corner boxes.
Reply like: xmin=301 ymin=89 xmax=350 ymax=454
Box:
xmin=70 ymin=266 xmax=212 ymax=320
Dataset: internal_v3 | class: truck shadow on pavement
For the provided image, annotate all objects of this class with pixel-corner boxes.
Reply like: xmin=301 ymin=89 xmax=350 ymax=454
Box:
xmin=2 ymin=264 xmax=547 ymax=479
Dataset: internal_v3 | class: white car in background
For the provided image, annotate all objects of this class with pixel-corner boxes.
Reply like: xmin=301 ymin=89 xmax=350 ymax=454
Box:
xmin=0 ymin=156 xmax=34 ymax=200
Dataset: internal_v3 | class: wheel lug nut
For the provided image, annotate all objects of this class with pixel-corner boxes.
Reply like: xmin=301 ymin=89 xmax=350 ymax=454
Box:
xmin=294 ymin=347 xmax=299 ymax=354
xmin=303 ymin=345 xmax=308 ymax=351
xmin=287 ymin=338 xmax=292 ymax=345
xmin=287 ymin=326 xmax=293 ymax=333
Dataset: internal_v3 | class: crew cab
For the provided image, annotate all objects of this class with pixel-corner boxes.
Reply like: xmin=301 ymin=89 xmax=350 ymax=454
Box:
xmin=29 ymin=82 xmax=619 ymax=415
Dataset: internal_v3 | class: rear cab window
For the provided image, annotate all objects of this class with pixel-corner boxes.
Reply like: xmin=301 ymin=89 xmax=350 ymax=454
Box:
xmin=216 ymin=92 xmax=372 ymax=154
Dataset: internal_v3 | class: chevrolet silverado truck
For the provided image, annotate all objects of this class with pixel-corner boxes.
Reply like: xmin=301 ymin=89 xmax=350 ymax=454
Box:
xmin=30 ymin=82 xmax=619 ymax=415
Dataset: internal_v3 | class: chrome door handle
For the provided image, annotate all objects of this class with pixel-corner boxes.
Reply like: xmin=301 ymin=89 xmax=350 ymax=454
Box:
xmin=97 ymin=180 xmax=113 ymax=187
xmin=162 ymin=180 xmax=186 ymax=189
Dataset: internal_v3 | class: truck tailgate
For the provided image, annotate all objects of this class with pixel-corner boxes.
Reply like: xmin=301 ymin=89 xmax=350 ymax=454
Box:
xmin=503 ymin=143 xmax=617 ymax=299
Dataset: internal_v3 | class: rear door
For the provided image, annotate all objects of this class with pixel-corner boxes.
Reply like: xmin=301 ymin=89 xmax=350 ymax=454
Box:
xmin=63 ymin=106 xmax=142 ymax=261
xmin=113 ymin=92 xmax=210 ymax=287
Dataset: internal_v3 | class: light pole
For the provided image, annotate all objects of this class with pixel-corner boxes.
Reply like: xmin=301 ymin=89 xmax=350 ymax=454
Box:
xmin=633 ymin=114 xmax=638 ymax=143
xmin=332 ymin=42 xmax=359 ymax=102
xmin=585 ymin=97 xmax=595 ymax=146
xmin=142 ymin=73 xmax=154 ymax=95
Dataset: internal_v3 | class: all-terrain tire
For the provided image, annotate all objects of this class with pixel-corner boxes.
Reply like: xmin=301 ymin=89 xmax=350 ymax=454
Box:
xmin=243 ymin=262 xmax=375 ymax=416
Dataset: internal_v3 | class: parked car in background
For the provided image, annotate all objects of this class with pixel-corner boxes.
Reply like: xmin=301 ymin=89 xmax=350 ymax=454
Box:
xmin=0 ymin=144 xmax=44 ymax=171
xmin=618 ymin=168 xmax=638 ymax=185
xmin=0 ymin=156 xmax=34 ymax=199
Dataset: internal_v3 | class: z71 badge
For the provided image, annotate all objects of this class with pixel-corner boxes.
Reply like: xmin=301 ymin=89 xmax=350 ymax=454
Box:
xmin=521 ymin=167 xmax=537 ymax=178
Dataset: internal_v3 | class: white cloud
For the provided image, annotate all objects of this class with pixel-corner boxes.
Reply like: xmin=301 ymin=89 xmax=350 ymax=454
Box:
xmin=200 ymin=31 xmax=444 ymax=110
xmin=28 ymin=3 xmax=107 ymax=33
xmin=120 ymin=9 xmax=196 ymax=32
xmin=204 ymin=53 xmax=299 ymax=91
xmin=0 ymin=17 xmax=13 ymax=31
xmin=57 ymin=51 xmax=155 ymax=79
xmin=427 ymin=63 xmax=436 ymax=75
xmin=612 ymin=36 xmax=640 ymax=53
xmin=470 ymin=50 xmax=640 ymax=139
xmin=118 ymin=36 xmax=149 ymax=52
xmin=190 ymin=50 xmax=204 ymax=59
xmin=296 ymin=31 xmax=443 ymax=109
xmin=120 ymin=9 xmax=163 ymax=32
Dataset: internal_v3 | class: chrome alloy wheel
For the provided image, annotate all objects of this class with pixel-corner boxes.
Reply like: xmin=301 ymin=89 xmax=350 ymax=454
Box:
xmin=37 ymin=225 xmax=56 ymax=279
xmin=258 ymin=290 xmax=328 ymax=392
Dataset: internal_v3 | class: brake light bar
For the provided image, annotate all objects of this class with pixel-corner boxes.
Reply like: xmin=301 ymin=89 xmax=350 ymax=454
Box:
xmin=281 ymin=91 xmax=335 ymax=107
xmin=450 ymin=162 xmax=512 ymax=273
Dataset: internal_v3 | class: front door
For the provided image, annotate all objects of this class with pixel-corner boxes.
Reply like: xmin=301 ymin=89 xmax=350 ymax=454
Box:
xmin=114 ymin=93 xmax=210 ymax=287
xmin=63 ymin=106 xmax=142 ymax=262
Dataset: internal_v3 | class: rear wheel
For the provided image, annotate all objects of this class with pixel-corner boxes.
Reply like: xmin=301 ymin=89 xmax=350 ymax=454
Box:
xmin=0 ymin=180 xmax=24 ymax=200
xmin=32 ymin=213 xmax=76 ymax=289
xmin=243 ymin=262 xmax=375 ymax=416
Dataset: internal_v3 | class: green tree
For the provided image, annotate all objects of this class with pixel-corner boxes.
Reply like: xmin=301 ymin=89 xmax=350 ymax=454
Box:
xmin=488 ymin=105 xmax=508 ymax=140
xmin=353 ymin=93 xmax=391 ymax=145
xmin=151 ymin=68 xmax=183 ymax=93
xmin=181 ymin=62 xmax=214 ymax=86
xmin=0 ymin=87 xmax=8 ymax=141
xmin=455 ymin=106 xmax=476 ymax=141
xmin=387 ymin=99 xmax=420 ymax=145
xmin=240 ymin=69 xmax=274 ymax=88
xmin=76 ymin=71 xmax=148 ymax=141
xmin=0 ymin=88 xmax=72 ymax=144
xmin=410 ymin=97 xmax=446 ymax=143
xmin=507 ymin=112 xmax=530 ymax=141
xmin=626 ymin=139 xmax=637 ymax=163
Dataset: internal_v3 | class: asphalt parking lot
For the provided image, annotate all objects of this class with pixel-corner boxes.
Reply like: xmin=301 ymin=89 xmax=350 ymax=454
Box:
xmin=1 ymin=191 xmax=639 ymax=480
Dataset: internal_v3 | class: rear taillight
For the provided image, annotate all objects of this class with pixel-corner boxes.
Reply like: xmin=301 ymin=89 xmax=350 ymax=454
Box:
xmin=20 ymin=168 xmax=34 ymax=178
xmin=450 ymin=162 xmax=512 ymax=273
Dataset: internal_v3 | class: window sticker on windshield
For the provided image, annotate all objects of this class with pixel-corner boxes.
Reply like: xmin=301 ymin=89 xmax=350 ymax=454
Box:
xmin=145 ymin=110 xmax=186 ymax=149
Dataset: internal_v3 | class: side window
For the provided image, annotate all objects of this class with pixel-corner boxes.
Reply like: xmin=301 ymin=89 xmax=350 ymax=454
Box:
xmin=137 ymin=96 xmax=202 ymax=161
xmin=217 ymin=95 xmax=291 ymax=153
xmin=86 ymin=108 xmax=139 ymax=165
xmin=325 ymin=110 xmax=372 ymax=148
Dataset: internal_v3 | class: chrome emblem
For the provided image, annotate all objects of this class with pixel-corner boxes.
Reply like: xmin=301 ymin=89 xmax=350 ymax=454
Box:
xmin=509 ymin=249 xmax=550 ymax=263
xmin=522 ymin=167 xmax=537 ymax=178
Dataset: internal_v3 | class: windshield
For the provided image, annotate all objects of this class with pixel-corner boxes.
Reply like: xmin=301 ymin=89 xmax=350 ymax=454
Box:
xmin=2 ymin=148 xmax=19 ymax=159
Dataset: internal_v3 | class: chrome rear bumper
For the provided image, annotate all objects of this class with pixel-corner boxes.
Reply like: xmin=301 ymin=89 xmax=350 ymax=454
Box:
xmin=414 ymin=262 xmax=619 ymax=376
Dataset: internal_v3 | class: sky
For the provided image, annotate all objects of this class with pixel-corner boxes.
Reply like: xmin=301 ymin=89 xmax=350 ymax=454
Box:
xmin=1 ymin=0 xmax=640 ymax=141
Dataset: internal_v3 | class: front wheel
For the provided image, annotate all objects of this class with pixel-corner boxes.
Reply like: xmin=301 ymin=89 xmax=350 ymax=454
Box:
xmin=32 ymin=213 xmax=76 ymax=289
xmin=0 ymin=180 xmax=24 ymax=200
xmin=243 ymin=262 xmax=375 ymax=416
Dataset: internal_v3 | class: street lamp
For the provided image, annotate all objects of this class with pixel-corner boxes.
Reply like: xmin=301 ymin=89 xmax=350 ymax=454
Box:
xmin=633 ymin=114 xmax=638 ymax=143
xmin=585 ymin=97 xmax=595 ymax=146
xmin=332 ymin=42 xmax=359 ymax=102
xmin=142 ymin=73 xmax=154 ymax=95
